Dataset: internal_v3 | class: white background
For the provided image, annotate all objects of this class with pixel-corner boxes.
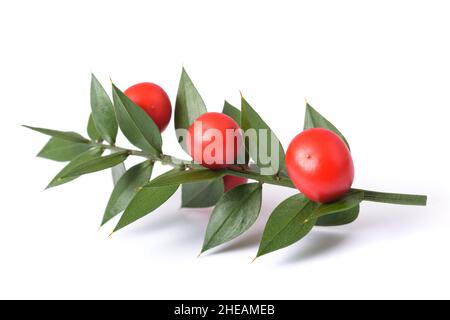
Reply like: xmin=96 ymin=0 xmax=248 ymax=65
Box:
xmin=1 ymin=0 xmax=449 ymax=299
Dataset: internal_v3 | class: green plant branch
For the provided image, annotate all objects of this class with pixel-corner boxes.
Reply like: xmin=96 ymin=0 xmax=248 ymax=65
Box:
xmin=90 ymin=141 xmax=427 ymax=206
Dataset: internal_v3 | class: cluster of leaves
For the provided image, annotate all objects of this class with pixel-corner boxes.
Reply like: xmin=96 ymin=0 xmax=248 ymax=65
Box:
xmin=26 ymin=69 xmax=427 ymax=259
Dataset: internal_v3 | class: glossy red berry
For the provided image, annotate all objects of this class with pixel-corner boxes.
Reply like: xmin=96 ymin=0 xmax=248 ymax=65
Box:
xmin=187 ymin=112 xmax=242 ymax=170
xmin=124 ymin=82 xmax=172 ymax=132
xmin=286 ymin=128 xmax=354 ymax=203
xmin=223 ymin=175 xmax=248 ymax=192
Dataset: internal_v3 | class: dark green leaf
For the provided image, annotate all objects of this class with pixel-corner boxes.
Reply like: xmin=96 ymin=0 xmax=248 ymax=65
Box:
xmin=316 ymin=206 xmax=360 ymax=226
xmin=47 ymin=147 xmax=104 ymax=188
xmin=182 ymin=179 xmax=224 ymax=208
xmin=101 ymin=161 xmax=153 ymax=226
xmin=87 ymin=113 xmax=102 ymax=141
xmin=59 ymin=151 xmax=129 ymax=179
xmin=356 ymin=189 xmax=427 ymax=206
xmin=304 ymin=103 xmax=350 ymax=149
xmin=146 ymin=168 xmax=225 ymax=187
xmin=241 ymin=97 xmax=286 ymax=175
xmin=222 ymin=101 xmax=241 ymax=126
xmin=112 ymin=83 xmax=162 ymax=156
xmin=174 ymin=68 xmax=207 ymax=151
xmin=23 ymin=125 xmax=89 ymax=143
xmin=113 ymin=169 xmax=180 ymax=232
xmin=90 ymin=74 xmax=118 ymax=144
xmin=313 ymin=189 xmax=364 ymax=218
xmin=111 ymin=163 xmax=126 ymax=185
xmin=257 ymin=194 xmax=319 ymax=258
xmin=202 ymin=183 xmax=263 ymax=253
xmin=37 ymin=137 xmax=90 ymax=162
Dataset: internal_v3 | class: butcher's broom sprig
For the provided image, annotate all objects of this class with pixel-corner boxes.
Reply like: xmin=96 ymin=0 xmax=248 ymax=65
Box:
xmin=25 ymin=68 xmax=427 ymax=260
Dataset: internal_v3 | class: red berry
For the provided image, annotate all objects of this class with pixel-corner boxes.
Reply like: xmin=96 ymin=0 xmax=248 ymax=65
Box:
xmin=124 ymin=82 xmax=172 ymax=132
xmin=223 ymin=175 xmax=248 ymax=192
xmin=286 ymin=128 xmax=354 ymax=203
xmin=187 ymin=112 xmax=243 ymax=170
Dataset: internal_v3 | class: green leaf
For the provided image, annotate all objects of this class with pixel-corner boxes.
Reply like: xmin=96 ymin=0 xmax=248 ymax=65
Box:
xmin=257 ymin=194 xmax=319 ymax=258
xmin=304 ymin=103 xmax=350 ymax=149
xmin=223 ymin=100 xmax=249 ymax=164
xmin=113 ymin=169 xmax=180 ymax=232
xmin=101 ymin=160 xmax=153 ymax=226
xmin=112 ymin=83 xmax=162 ymax=157
xmin=222 ymin=101 xmax=241 ymax=126
xmin=146 ymin=168 xmax=225 ymax=187
xmin=111 ymin=163 xmax=126 ymax=185
xmin=316 ymin=205 xmax=360 ymax=226
xmin=90 ymin=75 xmax=118 ymax=144
xmin=59 ymin=151 xmax=129 ymax=179
xmin=37 ymin=137 xmax=91 ymax=162
xmin=313 ymin=189 xmax=364 ymax=218
xmin=174 ymin=68 xmax=207 ymax=150
xmin=241 ymin=97 xmax=286 ymax=175
xmin=182 ymin=179 xmax=224 ymax=208
xmin=23 ymin=125 xmax=89 ymax=143
xmin=87 ymin=113 xmax=102 ymax=141
xmin=47 ymin=147 xmax=104 ymax=188
xmin=202 ymin=183 xmax=263 ymax=253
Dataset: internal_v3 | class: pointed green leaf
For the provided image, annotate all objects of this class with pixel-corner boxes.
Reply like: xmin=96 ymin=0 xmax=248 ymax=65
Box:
xmin=114 ymin=169 xmax=180 ymax=232
xmin=241 ymin=97 xmax=286 ymax=175
xmin=87 ymin=113 xmax=102 ymax=141
xmin=112 ymin=83 xmax=162 ymax=156
xmin=146 ymin=168 xmax=225 ymax=187
xmin=47 ymin=147 xmax=104 ymax=188
xmin=202 ymin=183 xmax=263 ymax=253
xmin=222 ymin=101 xmax=241 ymax=126
xmin=111 ymin=163 xmax=126 ymax=185
xmin=316 ymin=205 xmax=360 ymax=226
xmin=59 ymin=151 xmax=129 ymax=179
xmin=174 ymin=68 xmax=207 ymax=150
xmin=101 ymin=161 xmax=153 ymax=226
xmin=182 ymin=179 xmax=224 ymax=208
xmin=257 ymin=194 xmax=319 ymax=258
xmin=313 ymin=189 xmax=364 ymax=218
xmin=304 ymin=103 xmax=350 ymax=149
xmin=223 ymin=100 xmax=249 ymax=164
xmin=37 ymin=137 xmax=91 ymax=162
xmin=90 ymin=75 xmax=117 ymax=144
xmin=23 ymin=125 xmax=89 ymax=143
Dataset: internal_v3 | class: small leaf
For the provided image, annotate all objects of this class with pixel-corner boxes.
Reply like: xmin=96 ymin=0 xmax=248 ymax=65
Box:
xmin=241 ymin=97 xmax=286 ymax=175
xmin=47 ymin=147 xmax=104 ymax=188
xmin=111 ymin=163 xmax=126 ymax=185
xmin=202 ymin=183 xmax=263 ymax=253
xmin=23 ymin=125 xmax=89 ymax=143
xmin=316 ymin=206 xmax=360 ymax=226
xmin=37 ymin=137 xmax=90 ymax=162
xmin=112 ymin=83 xmax=162 ymax=157
xmin=304 ymin=103 xmax=350 ymax=149
xmin=59 ymin=151 xmax=129 ymax=179
xmin=182 ymin=179 xmax=224 ymax=208
xmin=90 ymin=74 xmax=118 ymax=144
xmin=257 ymin=194 xmax=319 ymax=258
xmin=113 ymin=169 xmax=180 ymax=232
xmin=146 ymin=168 xmax=225 ymax=187
xmin=313 ymin=189 xmax=364 ymax=218
xmin=174 ymin=68 xmax=207 ymax=150
xmin=223 ymin=100 xmax=249 ymax=164
xmin=87 ymin=113 xmax=102 ymax=141
xmin=222 ymin=101 xmax=241 ymax=126
xmin=101 ymin=160 xmax=153 ymax=226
